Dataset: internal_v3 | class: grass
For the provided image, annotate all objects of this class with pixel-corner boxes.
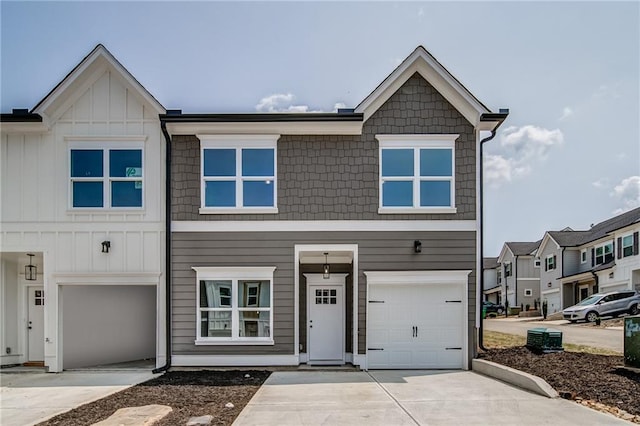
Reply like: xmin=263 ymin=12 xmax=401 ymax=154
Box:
xmin=483 ymin=330 xmax=622 ymax=356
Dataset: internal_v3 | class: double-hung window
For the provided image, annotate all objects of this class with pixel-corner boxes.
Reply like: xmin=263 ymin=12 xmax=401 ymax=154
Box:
xmin=199 ymin=135 xmax=278 ymax=214
xmin=69 ymin=143 xmax=143 ymax=209
xmin=377 ymin=135 xmax=457 ymax=213
xmin=545 ymin=255 xmax=556 ymax=271
xmin=193 ymin=267 xmax=275 ymax=345
xmin=621 ymin=234 xmax=636 ymax=258
xmin=594 ymin=242 xmax=613 ymax=265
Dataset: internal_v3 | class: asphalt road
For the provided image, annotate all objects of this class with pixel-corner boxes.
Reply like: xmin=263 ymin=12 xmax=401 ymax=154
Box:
xmin=483 ymin=318 xmax=624 ymax=353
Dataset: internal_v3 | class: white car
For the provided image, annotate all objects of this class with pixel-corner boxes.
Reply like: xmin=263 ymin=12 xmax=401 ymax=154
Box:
xmin=562 ymin=291 xmax=640 ymax=323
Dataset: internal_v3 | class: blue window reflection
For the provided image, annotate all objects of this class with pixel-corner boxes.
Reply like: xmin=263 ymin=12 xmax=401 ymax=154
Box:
xmin=243 ymin=181 xmax=274 ymax=206
xmin=420 ymin=181 xmax=451 ymax=206
xmin=242 ymin=149 xmax=274 ymax=177
xmin=205 ymin=181 xmax=236 ymax=207
xmin=112 ymin=181 xmax=142 ymax=207
xmin=420 ymin=149 xmax=452 ymax=177
xmin=204 ymin=149 xmax=236 ymax=176
xmin=382 ymin=181 xmax=413 ymax=206
xmin=110 ymin=150 xmax=142 ymax=177
xmin=73 ymin=182 xmax=103 ymax=207
xmin=382 ymin=149 xmax=413 ymax=177
xmin=71 ymin=150 xmax=103 ymax=177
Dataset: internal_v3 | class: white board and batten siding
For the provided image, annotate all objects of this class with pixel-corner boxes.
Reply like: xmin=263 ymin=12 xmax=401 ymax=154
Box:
xmin=0 ymin=56 xmax=166 ymax=371
xmin=365 ymin=270 xmax=470 ymax=370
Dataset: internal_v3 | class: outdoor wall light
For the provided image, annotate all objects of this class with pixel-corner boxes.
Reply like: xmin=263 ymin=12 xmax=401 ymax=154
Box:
xmin=101 ymin=240 xmax=111 ymax=253
xmin=323 ymin=252 xmax=330 ymax=279
xmin=25 ymin=253 xmax=37 ymax=281
xmin=414 ymin=240 xmax=422 ymax=253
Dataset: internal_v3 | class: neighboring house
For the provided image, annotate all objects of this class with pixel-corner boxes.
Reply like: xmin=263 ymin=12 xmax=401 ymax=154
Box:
xmin=162 ymin=46 xmax=507 ymax=370
xmin=483 ymin=257 xmax=500 ymax=304
xmin=537 ymin=207 xmax=640 ymax=313
xmin=497 ymin=241 xmax=541 ymax=309
xmin=0 ymin=45 xmax=166 ymax=372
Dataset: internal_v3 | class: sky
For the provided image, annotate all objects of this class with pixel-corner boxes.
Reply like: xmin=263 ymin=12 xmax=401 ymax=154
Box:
xmin=1 ymin=1 xmax=638 ymax=256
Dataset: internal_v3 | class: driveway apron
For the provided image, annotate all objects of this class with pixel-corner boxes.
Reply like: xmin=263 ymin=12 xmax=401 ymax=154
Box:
xmin=0 ymin=370 xmax=156 ymax=426
xmin=233 ymin=370 xmax=631 ymax=425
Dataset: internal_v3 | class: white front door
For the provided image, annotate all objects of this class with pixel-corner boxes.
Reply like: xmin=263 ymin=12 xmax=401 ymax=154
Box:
xmin=27 ymin=286 xmax=45 ymax=362
xmin=306 ymin=274 xmax=346 ymax=364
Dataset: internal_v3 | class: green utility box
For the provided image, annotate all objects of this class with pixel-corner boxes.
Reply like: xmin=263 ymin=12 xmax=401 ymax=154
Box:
xmin=624 ymin=315 xmax=640 ymax=368
xmin=526 ymin=327 xmax=564 ymax=353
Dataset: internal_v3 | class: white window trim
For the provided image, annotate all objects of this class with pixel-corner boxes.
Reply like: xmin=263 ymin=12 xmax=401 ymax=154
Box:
xmin=580 ymin=249 xmax=587 ymax=264
xmin=376 ymin=135 xmax=458 ymax=214
xmin=595 ymin=242 xmax=613 ymax=265
xmin=68 ymin=140 xmax=145 ymax=211
xmin=198 ymin=135 xmax=279 ymax=214
xmin=534 ymin=258 xmax=541 ymax=268
xmin=192 ymin=266 xmax=276 ymax=345
xmin=621 ymin=234 xmax=634 ymax=258
xmin=524 ymin=289 xmax=533 ymax=297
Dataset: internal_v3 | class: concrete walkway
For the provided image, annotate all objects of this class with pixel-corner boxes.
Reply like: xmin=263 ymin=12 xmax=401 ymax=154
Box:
xmin=233 ymin=370 xmax=631 ymax=425
xmin=0 ymin=369 xmax=156 ymax=426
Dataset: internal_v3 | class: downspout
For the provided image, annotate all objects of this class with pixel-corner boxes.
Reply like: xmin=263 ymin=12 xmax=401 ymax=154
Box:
xmin=153 ymin=119 xmax=172 ymax=374
xmin=478 ymin=110 xmax=509 ymax=351
xmin=514 ymin=255 xmax=519 ymax=307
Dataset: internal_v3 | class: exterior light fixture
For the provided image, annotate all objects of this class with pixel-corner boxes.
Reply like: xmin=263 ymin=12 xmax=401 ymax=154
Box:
xmin=414 ymin=240 xmax=422 ymax=253
xmin=101 ymin=240 xmax=111 ymax=253
xmin=323 ymin=252 xmax=330 ymax=279
xmin=25 ymin=253 xmax=37 ymax=281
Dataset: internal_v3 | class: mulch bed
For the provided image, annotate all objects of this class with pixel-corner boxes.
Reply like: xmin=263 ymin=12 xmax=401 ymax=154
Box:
xmin=37 ymin=370 xmax=271 ymax=426
xmin=480 ymin=347 xmax=640 ymax=421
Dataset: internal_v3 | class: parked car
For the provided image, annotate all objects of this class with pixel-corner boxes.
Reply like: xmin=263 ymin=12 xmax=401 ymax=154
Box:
xmin=562 ymin=291 xmax=640 ymax=323
xmin=483 ymin=301 xmax=505 ymax=315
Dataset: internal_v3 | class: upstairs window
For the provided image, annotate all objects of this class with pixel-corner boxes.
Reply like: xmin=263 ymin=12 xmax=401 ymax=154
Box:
xmin=619 ymin=233 xmax=639 ymax=258
xmin=581 ymin=249 xmax=587 ymax=264
xmin=70 ymin=147 xmax=143 ymax=209
xmin=594 ymin=242 xmax=614 ymax=265
xmin=199 ymin=136 xmax=278 ymax=214
xmin=545 ymin=255 xmax=556 ymax=271
xmin=504 ymin=263 xmax=512 ymax=277
xmin=377 ymin=135 xmax=457 ymax=214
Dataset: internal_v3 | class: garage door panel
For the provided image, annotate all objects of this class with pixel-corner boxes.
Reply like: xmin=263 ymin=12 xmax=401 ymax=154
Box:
xmin=368 ymin=281 xmax=466 ymax=369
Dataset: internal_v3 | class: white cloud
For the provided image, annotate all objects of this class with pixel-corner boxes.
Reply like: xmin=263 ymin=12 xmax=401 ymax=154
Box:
xmin=484 ymin=125 xmax=564 ymax=187
xmin=592 ymin=178 xmax=610 ymax=189
xmin=255 ymin=93 xmax=320 ymax=113
xmin=418 ymin=7 xmax=424 ymax=17
xmin=333 ymin=102 xmax=347 ymax=112
xmin=559 ymin=106 xmax=573 ymax=121
xmin=610 ymin=176 xmax=640 ymax=214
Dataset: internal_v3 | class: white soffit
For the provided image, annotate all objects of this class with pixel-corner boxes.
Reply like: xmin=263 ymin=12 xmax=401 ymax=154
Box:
xmin=355 ymin=46 xmax=491 ymax=126
xmin=166 ymin=121 xmax=363 ymax=135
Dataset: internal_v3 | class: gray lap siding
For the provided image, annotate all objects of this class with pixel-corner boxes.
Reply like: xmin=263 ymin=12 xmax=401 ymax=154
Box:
xmin=171 ymin=231 xmax=476 ymax=357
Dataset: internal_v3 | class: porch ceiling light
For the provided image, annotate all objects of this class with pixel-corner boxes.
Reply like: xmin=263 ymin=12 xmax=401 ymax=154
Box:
xmin=323 ymin=252 xmax=330 ymax=279
xmin=25 ymin=253 xmax=37 ymax=281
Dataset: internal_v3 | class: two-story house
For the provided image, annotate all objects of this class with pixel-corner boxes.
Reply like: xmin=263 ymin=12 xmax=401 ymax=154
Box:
xmin=0 ymin=45 xmax=167 ymax=372
xmin=538 ymin=207 xmax=640 ymax=314
xmin=162 ymin=46 xmax=507 ymax=370
xmin=482 ymin=257 xmax=501 ymax=304
xmin=497 ymin=241 xmax=541 ymax=310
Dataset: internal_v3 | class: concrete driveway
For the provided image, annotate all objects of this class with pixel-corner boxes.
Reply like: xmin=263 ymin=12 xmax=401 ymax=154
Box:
xmin=0 ymin=370 xmax=156 ymax=426
xmin=233 ymin=370 xmax=631 ymax=425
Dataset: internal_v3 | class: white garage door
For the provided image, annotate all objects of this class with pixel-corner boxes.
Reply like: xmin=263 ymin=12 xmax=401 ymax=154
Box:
xmin=367 ymin=282 xmax=465 ymax=369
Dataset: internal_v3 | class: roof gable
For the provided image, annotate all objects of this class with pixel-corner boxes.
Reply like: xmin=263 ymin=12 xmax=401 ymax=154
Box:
xmin=355 ymin=46 xmax=492 ymax=128
xmin=32 ymin=44 xmax=164 ymax=121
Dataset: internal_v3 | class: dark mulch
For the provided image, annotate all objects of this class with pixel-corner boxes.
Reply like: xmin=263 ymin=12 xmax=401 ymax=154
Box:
xmin=37 ymin=370 xmax=271 ymax=426
xmin=480 ymin=347 xmax=640 ymax=417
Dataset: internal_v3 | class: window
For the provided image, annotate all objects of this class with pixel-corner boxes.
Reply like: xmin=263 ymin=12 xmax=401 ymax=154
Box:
xmin=594 ymin=243 xmax=614 ymax=265
xmin=504 ymin=263 xmax=512 ymax=277
xmin=524 ymin=289 xmax=533 ymax=297
xmin=193 ymin=267 xmax=275 ymax=344
xmin=199 ymin=135 xmax=278 ymax=214
xmin=545 ymin=255 xmax=556 ymax=271
xmin=581 ymin=249 xmax=587 ymax=264
xmin=497 ymin=269 xmax=502 ymax=283
xmin=70 ymin=146 xmax=143 ymax=208
xmin=621 ymin=234 xmax=635 ymax=258
xmin=377 ymin=135 xmax=457 ymax=213
xmin=534 ymin=258 xmax=541 ymax=268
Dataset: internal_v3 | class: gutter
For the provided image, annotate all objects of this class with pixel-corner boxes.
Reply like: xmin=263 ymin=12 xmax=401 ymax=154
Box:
xmin=478 ymin=109 xmax=509 ymax=352
xmin=153 ymin=119 xmax=173 ymax=374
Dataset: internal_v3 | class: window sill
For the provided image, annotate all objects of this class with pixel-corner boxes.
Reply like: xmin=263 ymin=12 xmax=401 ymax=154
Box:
xmin=195 ymin=339 xmax=275 ymax=346
xmin=199 ymin=207 xmax=278 ymax=215
xmin=378 ymin=207 xmax=457 ymax=214
xmin=67 ymin=208 xmax=145 ymax=213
